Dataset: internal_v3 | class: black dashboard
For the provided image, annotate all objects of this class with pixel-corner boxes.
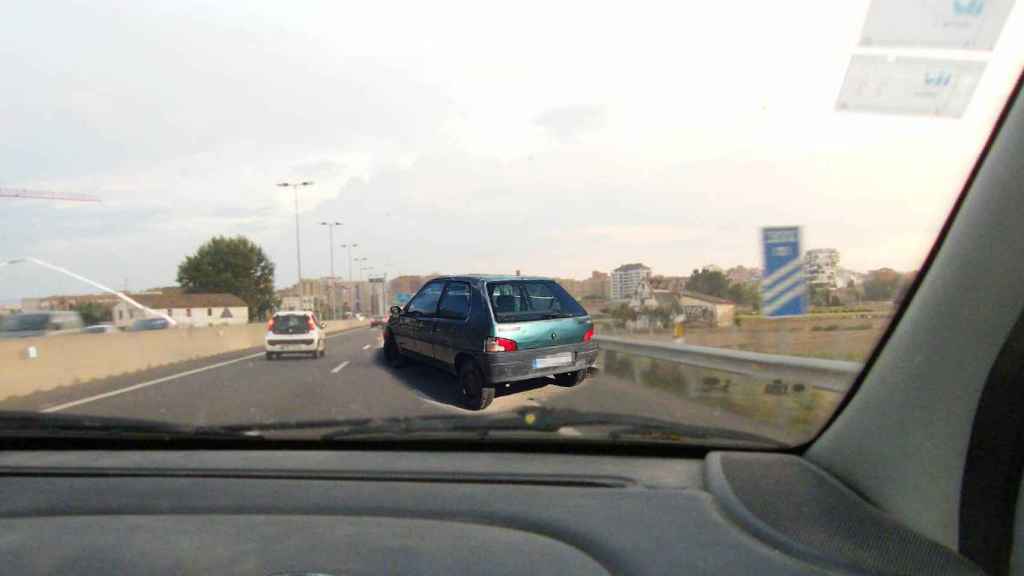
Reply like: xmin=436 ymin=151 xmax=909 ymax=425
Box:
xmin=0 ymin=449 xmax=980 ymax=575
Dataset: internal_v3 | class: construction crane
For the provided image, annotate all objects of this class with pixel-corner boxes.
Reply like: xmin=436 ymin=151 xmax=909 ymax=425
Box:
xmin=0 ymin=187 xmax=100 ymax=203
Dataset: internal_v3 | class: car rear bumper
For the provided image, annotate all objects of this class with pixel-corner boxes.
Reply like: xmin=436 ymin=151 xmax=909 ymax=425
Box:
xmin=265 ymin=337 xmax=320 ymax=352
xmin=479 ymin=341 xmax=599 ymax=384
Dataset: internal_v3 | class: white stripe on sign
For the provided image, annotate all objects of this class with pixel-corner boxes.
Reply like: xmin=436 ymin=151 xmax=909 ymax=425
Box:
xmin=41 ymin=351 xmax=266 ymax=413
xmin=763 ymin=270 xmax=804 ymax=302
xmin=762 ymin=257 xmax=803 ymax=289
xmin=331 ymin=361 xmax=350 ymax=374
xmin=763 ymin=283 xmax=807 ymax=315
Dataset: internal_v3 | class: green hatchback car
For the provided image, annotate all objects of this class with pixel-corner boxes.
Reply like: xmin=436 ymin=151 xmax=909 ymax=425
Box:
xmin=383 ymin=275 xmax=598 ymax=410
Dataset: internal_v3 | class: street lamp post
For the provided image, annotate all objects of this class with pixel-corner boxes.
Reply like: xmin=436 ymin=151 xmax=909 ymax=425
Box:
xmin=355 ymin=257 xmax=369 ymax=281
xmin=319 ymin=221 xmax=342 ymax=320
xmin=276 ymin=181 xmax=313 ymax=286
xmin=340 ymin=243 xmax=359 ymax=282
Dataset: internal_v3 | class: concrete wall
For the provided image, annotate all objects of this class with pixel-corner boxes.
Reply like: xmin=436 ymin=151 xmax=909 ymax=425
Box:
xmin=0 ymin=319 xmax=367 ymax=402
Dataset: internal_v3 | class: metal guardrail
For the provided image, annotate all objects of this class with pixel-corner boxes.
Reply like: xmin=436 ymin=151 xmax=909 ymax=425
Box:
xmin=593 ymin=336 xmax=862 ymax=392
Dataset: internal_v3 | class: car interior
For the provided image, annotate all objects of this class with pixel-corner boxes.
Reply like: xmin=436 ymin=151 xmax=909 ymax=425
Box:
xmin=0 ymin=69 xmax=1021 ymax=575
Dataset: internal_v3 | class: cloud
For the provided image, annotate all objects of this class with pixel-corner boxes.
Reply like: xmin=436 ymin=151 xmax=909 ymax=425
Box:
xmin=535 ymin=106 xmax=606 ymax=142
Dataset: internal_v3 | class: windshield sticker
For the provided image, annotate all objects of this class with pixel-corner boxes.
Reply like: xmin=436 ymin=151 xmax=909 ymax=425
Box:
xmin=836 ymin=55 xmax=986 ymax=118
xmin=860 ymin=0 xmax=1015 ymax=50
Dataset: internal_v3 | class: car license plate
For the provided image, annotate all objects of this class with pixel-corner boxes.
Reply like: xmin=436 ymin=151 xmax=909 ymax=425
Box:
xmin=533 ymin=352 xmax=573 ymax=369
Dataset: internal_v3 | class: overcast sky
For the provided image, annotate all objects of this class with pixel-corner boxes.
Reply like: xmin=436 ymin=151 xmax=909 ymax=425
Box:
xmin=2 ymin=1 xmax=1023 ymax=300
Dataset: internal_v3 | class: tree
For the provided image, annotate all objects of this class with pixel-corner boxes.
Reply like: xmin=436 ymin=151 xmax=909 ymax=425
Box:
xmin=686 ymin=268 xmax=729 ymax=298
xmin=863 ymin=268 xmax=903 ymax=301
xmin=73 ymin=302 xmax=112 ymax=325
xmin=726 ymin=281 xmax=761 ymax=310
xmin=177 ymin=236 xmax=277 ymax=321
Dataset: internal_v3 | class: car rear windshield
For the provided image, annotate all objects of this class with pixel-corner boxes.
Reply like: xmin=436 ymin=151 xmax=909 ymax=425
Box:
xmin=273 ymin=314 xmax=311 ymax=334
xmin=487 ymin=281 xmax=587 ymax=323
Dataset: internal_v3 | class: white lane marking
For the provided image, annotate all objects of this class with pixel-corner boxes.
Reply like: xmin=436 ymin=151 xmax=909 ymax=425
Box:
xmin=41 ymin=351 xmax=266 ymax=413
xmin=330 ymin=361 xmax=350 ymax=374
xmin=362 ymin=344 xmax=372 ymax=350
xmin=43 ymin=327 xmax=369 ymax=413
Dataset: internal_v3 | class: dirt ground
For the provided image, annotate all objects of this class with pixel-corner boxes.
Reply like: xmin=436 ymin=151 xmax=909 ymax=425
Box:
xmin=596 ymin=314 xmax=892 ymax=362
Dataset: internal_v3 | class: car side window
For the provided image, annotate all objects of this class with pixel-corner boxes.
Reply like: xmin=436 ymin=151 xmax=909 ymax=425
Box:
xmin=407 ymin=282 xmax=445 ymax=316
xmin=438 ymin=282 xmax=471 ymax=320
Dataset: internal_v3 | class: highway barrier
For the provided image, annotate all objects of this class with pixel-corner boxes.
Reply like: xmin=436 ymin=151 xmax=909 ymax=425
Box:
xmin=0 ymin=319 xmax=369 ymax=402
xmin=593 ymin=336 xmax=862 ymax=393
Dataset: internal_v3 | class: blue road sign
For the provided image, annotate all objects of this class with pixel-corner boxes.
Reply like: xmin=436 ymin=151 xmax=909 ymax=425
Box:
xmin=761 ymin=227 xmax=806 ymax=317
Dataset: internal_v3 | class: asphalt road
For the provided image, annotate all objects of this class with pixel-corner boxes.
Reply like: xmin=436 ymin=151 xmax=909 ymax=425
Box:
xmin=0 ymin=326 xmax=801 ymax=442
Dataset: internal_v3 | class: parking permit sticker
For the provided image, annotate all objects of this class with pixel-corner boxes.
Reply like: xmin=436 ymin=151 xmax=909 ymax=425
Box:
xmin=860 ymin=0 xmax=1015 ymax=50
xmin=836 ymin=55 xmax=986 ymax=118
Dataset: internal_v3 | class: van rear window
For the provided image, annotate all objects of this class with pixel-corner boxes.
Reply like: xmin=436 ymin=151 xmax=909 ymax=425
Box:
xmin=486 ymin=281 xmax=587 ymax=323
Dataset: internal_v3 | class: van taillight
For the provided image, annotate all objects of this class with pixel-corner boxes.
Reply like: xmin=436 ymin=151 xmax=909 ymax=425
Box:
xmin=583 ymin=327 xmax=594 ymax=342
xmin=307 ymin=317 xmax=316 ymax=331
xmin=266 ymin=318 xmax=275 ymax=331
xmin=485 ymin=337 xmax=518 ymax=352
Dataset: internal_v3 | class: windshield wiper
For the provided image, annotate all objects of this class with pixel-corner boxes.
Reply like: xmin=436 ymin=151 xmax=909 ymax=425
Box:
xmin=216 ymin=407 xmax=785 ymax=447
xmin=0 ymin=411 xmax=260 ymax=440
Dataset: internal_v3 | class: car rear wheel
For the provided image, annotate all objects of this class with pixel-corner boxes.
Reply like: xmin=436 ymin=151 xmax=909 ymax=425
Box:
xmin=459 ymin=360 xmax=494 ymax=410
xmin=265 ymin=352 xmax=275 ymax=361
xmin=554 ymin=369 xmax=586 ymax=387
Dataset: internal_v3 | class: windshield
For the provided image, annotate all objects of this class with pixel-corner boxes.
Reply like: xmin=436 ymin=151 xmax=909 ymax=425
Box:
xmin=1 ymin=2 xmax=1022 ymax=447
xmin=488 ymin=281 xmax=588 ymax=323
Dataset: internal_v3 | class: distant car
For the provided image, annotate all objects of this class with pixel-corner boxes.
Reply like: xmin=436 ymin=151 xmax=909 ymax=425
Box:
xmin=383 ymin=275 xmax=598 ymax=410
xmin=370 ymin=316 xmax=387 ymax=327
xmin=128 ymin=317 xmax=171 ymax=332
xmin=81 ymin=323 xmax=118 ymax=334
xmin=265 ymin=310 xmax=326 ymax=360
xmin=0 ymin=311 xmax=85 ymax=339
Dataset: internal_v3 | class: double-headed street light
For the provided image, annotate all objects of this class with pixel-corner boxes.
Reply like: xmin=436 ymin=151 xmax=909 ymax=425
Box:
xmin=355 ymin=257 xmax=369 ymax=281
xmin=319 ymin=221 xmax=342 ymax=320
xmin=276 ymin=180 xmax=314 ymax=285
xmin=340 ymin=242 xmax=359 ymax=282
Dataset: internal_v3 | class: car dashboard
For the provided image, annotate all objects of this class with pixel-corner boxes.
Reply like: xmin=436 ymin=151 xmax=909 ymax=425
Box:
xmin=0 ymin=448 xmax=980 ymax=575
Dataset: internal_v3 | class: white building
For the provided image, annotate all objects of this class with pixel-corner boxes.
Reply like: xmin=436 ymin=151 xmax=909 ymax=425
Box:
xmin=805 ymin=249 xmax=840 ymax=287
xmin=610 ymin=263 xmax=651 ymax=301
xmin=112 ymin=292 xmax=249 ymax=328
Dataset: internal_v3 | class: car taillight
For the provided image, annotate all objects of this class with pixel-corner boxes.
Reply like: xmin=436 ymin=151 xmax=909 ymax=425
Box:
xmin=307 ymin=317 xmax=316 ymax=331
xmin=266 ymin=318 xmax=275 ymax=331
xmin=485 ymin=337 xmax=518 ymax=352
xmin=583 ymin=327 xmax=594 ymax=342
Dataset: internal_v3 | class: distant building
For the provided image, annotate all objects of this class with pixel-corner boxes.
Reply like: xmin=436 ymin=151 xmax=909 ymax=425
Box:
xmin=279 ymin=295 xmax=318 ymax=312
xmin=725 ymin=266 xmax=762 ymax=285
xmin=112 ymin=292 xmax=248 ymax=328
xmin=836 ymin=268 xmax=866 ymax=287
xmin=649 ymin=275 xmax=689 ymax=292
xmin=678 ymin=290 xmax=736 ymax=328
xmin=610 ymin=263 xmax=651 ymax=301
xmin=22 ymin=292 xmax=122 ymax=312
xmin=580 ymin=271 xmax=610 ymax=299
xmin=628 ymin=281 xmax=735 ymax=328
xmin=805 ymin=249 xmax=841 ymax=287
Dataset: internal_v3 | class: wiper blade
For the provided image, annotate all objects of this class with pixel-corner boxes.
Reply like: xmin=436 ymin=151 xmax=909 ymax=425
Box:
xmin=217 ymin=408 xmax=785 ymax=447
xmin=0 ymin=411 xmax=259 ymax=440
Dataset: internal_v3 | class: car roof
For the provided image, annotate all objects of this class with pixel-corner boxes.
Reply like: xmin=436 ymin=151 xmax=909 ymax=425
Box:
xmin=274 ymin=310 xmax=314 ymax=315
xmin=435 ymin=275 xmax=553 ymax=283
